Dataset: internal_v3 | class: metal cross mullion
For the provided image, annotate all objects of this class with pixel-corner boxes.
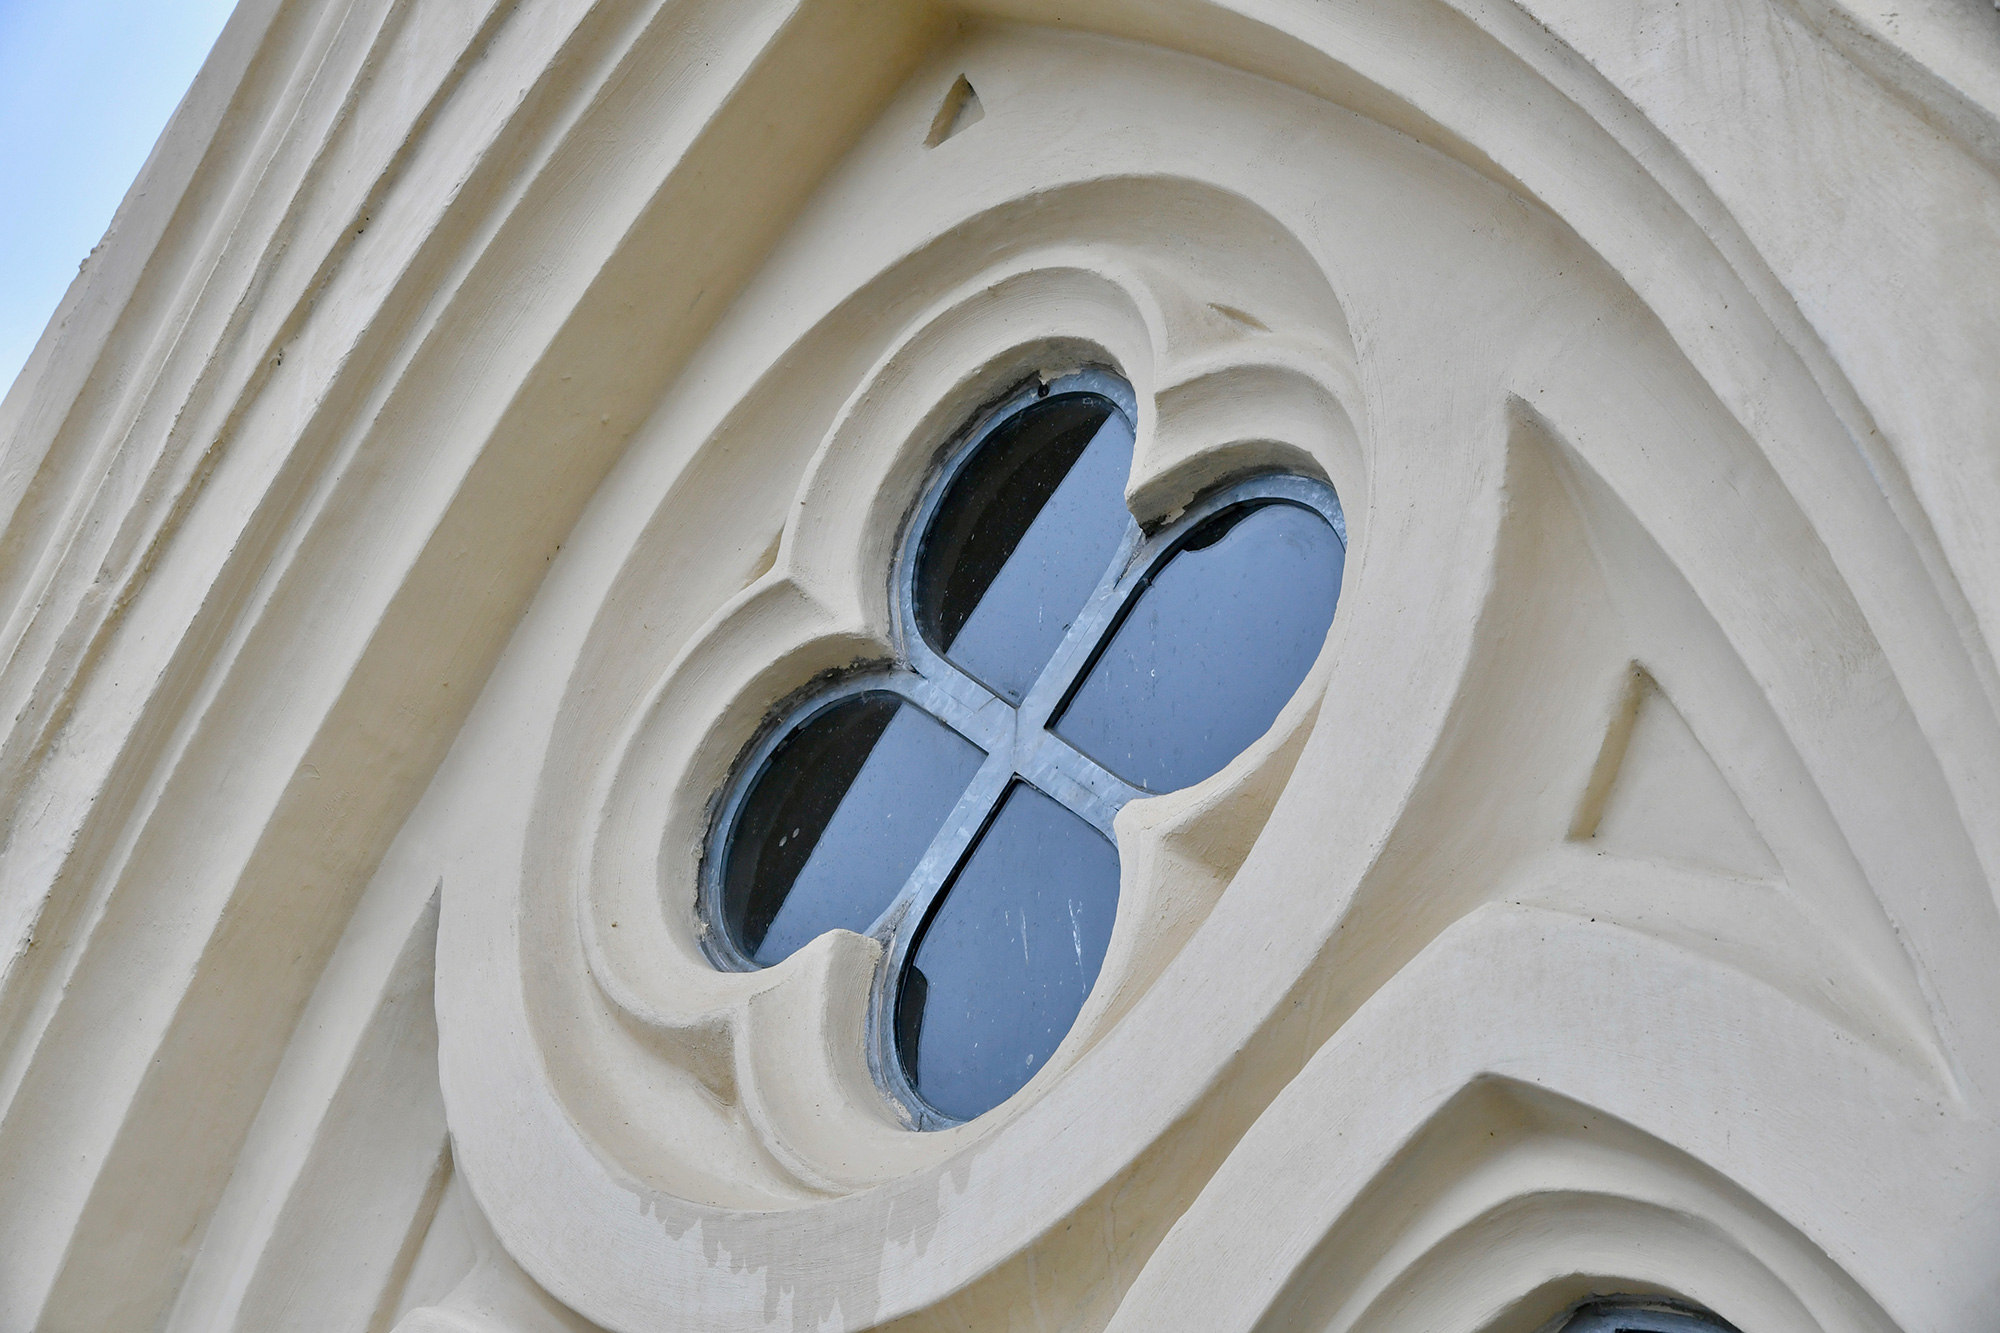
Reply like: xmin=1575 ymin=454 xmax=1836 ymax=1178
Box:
xmin=1011 ymin=518 xmax=1145 ymax=735
xmin=865 ymin=532 xmax=1143 ymax=1127
xmin=894 ymin=519 xmax=1149 ymax=843
xmin=896 ymin=665 xmax=1012 ymax=755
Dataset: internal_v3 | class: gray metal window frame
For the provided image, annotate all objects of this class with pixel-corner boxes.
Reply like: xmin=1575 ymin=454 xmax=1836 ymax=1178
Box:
xmin=699 ymin=366 xmax=1347 ymax=1127
xmin=1557 ymin=1298 xmax=1740 ymax=1333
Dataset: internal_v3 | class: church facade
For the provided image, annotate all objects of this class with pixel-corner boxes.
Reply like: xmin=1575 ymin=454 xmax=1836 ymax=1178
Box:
xmin=1 ymin=1 xmax=1997 ymax=1330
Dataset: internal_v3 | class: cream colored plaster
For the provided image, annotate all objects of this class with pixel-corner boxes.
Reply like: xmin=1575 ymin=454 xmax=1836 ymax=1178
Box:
xmin=0 ymin=2 xmax=1995 ymax=1332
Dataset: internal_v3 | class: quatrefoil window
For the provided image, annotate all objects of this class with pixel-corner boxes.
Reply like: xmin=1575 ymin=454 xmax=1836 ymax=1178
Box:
xmin=702 ymin=368 xmax=1346 ymax=1125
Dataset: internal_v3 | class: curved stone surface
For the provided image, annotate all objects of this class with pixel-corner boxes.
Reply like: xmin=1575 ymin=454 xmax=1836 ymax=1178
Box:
xmin=0 ymin=3 xmax=1993 ymax=1332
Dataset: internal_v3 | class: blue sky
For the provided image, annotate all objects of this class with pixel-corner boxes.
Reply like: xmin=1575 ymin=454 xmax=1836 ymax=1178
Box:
xmin=0 ymin=0 xmax=237 ymax=401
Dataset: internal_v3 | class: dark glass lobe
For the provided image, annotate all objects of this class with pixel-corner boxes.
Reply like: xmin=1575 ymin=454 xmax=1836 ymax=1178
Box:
xmin=721 ymin=694 xmax=984 ymax=965
xmin=896 ymin=782 xmax=1120 ymax=1121
xmin=915 ymin=392 xmax=1135 ymax=703
xmin=1053 ymin=500 xmax=1343 ymax=793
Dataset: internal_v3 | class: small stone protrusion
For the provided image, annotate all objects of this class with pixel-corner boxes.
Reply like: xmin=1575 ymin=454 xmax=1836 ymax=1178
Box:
xmin=926 ymin=75 xmax=984 ymax=147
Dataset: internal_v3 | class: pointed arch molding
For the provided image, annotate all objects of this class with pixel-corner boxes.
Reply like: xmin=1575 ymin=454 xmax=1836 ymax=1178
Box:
xmin=0 ymin=1 xmax=1995 ymax=1332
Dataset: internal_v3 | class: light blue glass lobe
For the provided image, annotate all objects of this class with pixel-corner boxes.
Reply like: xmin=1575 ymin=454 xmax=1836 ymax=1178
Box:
xmin=896 ymin=783 xmax=1120 ymax=1121
xmin=1053 ymin=501 xmax=1343 ymax=793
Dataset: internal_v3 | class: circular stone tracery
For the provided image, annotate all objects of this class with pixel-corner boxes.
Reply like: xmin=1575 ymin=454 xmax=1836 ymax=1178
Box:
xmin=426 ymin=14 xmax=1967 ymax=1332
xmin=702 ymin=368 xmax=1347 ymax=1125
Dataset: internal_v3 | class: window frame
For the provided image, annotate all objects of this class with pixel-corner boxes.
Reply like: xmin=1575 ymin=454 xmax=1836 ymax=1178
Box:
xmin=1556 ymin=1298 xmax=1741 ymax=1333
xmin=698 ymin=365 xmax=1347 ymax=1127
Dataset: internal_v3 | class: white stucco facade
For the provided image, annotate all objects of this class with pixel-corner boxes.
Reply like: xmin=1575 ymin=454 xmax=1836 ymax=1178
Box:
xmin=1 ymin=2 xmax=1997 ymax=1330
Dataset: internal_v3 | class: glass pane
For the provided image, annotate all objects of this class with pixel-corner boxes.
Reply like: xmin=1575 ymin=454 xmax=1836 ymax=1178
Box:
xmin=896 ymin=783 xmax=1120 ymax=1121
xmin=723 ymin=694 xmax=985 ymax=965
xmin=1054 ymin=501 xmax=1342 ymax=793
xmin=916 ymin=393 xmax=1135 ymax=703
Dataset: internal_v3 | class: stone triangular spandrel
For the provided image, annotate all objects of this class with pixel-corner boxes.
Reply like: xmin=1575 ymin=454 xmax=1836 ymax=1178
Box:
xmin=1572 ymin=667 xmax=1780 ymax=881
